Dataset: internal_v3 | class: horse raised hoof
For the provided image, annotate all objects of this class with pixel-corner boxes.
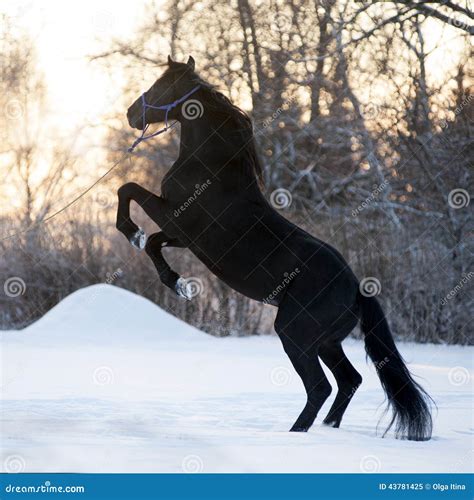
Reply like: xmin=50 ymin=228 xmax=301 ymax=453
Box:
xmin=130 ymin=227 xmax=147 ymax=250
xmin=174 ymin=277 xmax=193 ymax=300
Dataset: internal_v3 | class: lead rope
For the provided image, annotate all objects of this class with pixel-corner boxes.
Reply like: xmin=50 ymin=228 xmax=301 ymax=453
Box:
xmin=1 ymin=84 xmax=201 ymax=243
xmin=0 ymin=151 xmax=130 ymax=242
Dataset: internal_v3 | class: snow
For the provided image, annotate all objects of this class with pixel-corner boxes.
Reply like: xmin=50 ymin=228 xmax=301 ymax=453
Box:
xmin=1 ymin=284 xmax=472 ymax=473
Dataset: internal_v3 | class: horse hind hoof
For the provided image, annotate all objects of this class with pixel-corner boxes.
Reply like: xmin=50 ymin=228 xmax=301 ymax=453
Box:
xmin=174 ymin=277 xmax=192 ymax=300
xmin=322 ymin=418 xmax=340 ymax=428
xmin=130 ymin=227 xmax=147 ymax=250
xmin=289 ymin=425 xmax=309 ymax=432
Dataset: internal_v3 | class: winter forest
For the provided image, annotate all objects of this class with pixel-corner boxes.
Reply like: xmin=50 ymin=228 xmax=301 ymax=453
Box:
xmin=1 ymin=0 xmax=472 ymax=344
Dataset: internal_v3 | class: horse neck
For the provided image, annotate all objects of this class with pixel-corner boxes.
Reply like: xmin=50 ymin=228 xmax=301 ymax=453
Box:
xmin=178 ymin=106 xmax=230 ymax=162
xmin=177 ymin=97 xmax=261 ymax=192
xmin=178 ymin=115 xmax=211 ymax=159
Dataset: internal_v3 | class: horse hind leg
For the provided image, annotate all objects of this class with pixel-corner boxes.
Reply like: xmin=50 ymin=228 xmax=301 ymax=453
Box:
xmin=274 ymin=318 xmax=333 ymax=432
xmin=319 ymin=342 xmax=362 ymax=428
xmin=289 ymin=351 xmax=332 ymax=432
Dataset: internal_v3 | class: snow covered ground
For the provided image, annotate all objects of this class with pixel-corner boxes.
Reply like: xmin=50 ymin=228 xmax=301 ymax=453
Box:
xmin=1 ymin=285 xmax=472 ymax=473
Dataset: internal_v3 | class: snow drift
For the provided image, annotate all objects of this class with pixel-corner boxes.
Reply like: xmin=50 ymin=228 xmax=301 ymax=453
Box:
xmin=1 ymin=285 xmax=472 ymax=473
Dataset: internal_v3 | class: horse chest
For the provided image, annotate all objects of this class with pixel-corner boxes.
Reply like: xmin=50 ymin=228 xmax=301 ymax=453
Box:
xmin=161 ymin=171 xmax=213 ymax=207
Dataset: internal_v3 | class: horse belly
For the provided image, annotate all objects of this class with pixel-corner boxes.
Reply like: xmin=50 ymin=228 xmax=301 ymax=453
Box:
xmin=189 ymin=231 xmax=298 ymax=304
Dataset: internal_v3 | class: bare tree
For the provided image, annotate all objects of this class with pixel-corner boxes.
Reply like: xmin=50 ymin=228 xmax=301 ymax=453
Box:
xmin=2 ymin=3 xmax=471 ymax=344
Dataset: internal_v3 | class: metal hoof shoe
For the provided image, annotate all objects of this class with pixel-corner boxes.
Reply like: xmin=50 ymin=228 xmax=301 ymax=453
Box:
xmin=130 ymin=227 xmax=147 ymax=250
xmin=175 ymin=277 xmax=192 ymax=300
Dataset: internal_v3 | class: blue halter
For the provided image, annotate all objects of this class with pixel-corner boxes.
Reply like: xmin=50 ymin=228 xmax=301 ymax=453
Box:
xmin=128 ymin=85 xmax=201 ymax=152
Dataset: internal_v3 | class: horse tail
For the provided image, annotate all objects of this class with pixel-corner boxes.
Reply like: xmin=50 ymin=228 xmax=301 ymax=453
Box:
xmin=358 ymin=291 xmax=433 ymax=441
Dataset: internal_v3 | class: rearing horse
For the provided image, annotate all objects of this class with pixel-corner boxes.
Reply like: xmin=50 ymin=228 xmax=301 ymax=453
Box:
xmin=116 ymin=56 xmax=432 ymax=441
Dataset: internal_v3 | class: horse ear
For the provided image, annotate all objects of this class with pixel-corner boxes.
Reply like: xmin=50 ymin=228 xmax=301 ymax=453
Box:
xmin=186 ymin=56 xmax=195 ymax=71
xmin=167 ymin=55 xmax=174 ymax=66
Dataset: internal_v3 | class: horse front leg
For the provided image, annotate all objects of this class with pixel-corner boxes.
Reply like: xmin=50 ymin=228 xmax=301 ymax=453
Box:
xmin=116 ymin=181 xmax=178 ymax=246
xmin=116 ymin=183 xmax=191 ymax=298
xmin=116 ymin=183 xmax=151 ymax=249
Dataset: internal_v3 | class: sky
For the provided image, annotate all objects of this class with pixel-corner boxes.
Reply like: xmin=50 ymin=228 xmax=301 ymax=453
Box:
xmin=2 ymin=0 xmax=147 ymax=137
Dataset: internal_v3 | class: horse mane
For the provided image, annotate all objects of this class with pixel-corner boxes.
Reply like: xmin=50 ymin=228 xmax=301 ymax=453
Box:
xmin=174 ymin=69 xmax=264 ymax=189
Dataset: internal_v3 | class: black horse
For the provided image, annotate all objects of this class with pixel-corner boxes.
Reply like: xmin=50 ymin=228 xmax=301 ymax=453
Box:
xmin=117 ymin=56 xmax=432 ymax=441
